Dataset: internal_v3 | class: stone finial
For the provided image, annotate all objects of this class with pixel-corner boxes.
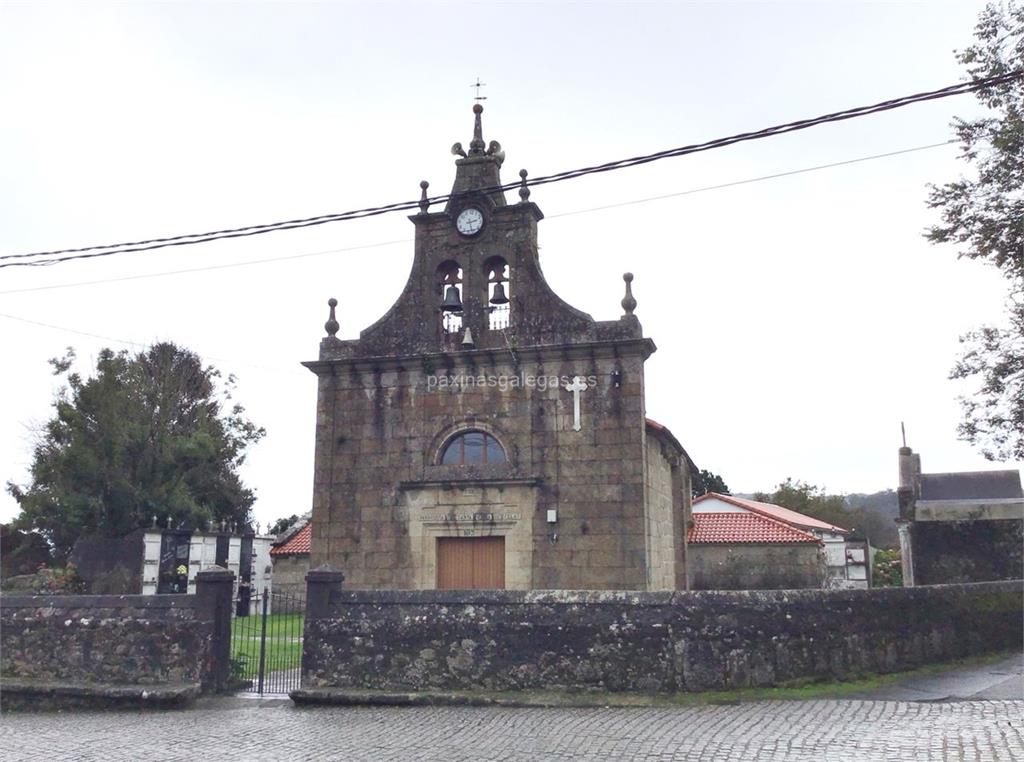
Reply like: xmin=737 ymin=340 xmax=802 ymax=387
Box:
xmin=324 ymin=298 xmax=340 ymax=337
xmin=519 ymin=169 xmax=530 ymax=202
xmin=469 ymin=103 xmax=486 ymax=155
xmin=419 ymin=180 xmax=430 ymax=213
xmin=621 ymin=273 xmax=636 ymax=315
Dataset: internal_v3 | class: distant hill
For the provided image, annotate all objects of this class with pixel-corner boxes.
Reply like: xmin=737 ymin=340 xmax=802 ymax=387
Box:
xmin=846 ymin=490 xmax=899 ymax=520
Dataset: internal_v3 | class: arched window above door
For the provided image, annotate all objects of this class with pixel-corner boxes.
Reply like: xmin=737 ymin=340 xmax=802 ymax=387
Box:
xmin=439 ymin=430 xmax=507 ymax=465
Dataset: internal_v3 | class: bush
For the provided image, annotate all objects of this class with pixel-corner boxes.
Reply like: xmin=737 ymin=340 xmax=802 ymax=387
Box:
xmin=873 ymin=549 xmax=903 ymax=587
xmin=0 ymin=563 xmax=86 ymax=594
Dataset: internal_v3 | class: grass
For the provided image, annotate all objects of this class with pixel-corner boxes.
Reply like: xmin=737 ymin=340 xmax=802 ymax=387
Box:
xmin=230 ymin=612 xmax=304 ymax=680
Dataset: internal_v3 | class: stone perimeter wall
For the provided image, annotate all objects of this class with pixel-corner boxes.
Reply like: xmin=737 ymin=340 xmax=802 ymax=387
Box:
xmin=302 ymin=580 xmax=1022 ymax=693
xmin=689 ymin=545 xmax=824 ymax=591
xmin=1 ymin=569 xmax=233 ymax=691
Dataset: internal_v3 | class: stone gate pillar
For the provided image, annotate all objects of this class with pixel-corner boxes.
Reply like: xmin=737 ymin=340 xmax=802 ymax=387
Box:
xmin=301 ymin=566 xmax=344 ymax=686
xmin=305 ymin=566 xmax=345 ymax=620
xmin=196 ymin=566 xmax=235 ymax=692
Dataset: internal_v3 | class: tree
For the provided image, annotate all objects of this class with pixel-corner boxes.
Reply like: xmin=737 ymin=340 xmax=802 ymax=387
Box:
xmin=268 ymin=514 xmax=300 ymax=536
xmin=754 ymin=480 xmax=901 ymax=547
xmin=692 ymin=469 xmax=730 ymax=498
xmin=753 ymin=479 xmax=851 ymax=531
xmin=950 ymin=298 xmax=1024 ymax=460
xmin=927 ymin=2 xmax=1024 ymax=460
xmin=7 ymin=343 xmax=265 ymax=560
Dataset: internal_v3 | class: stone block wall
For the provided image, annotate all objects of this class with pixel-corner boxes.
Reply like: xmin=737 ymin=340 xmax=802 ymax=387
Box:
xmin=913 ymin=519 xmax=1024 ymax=585
xmin=301 ymin=581 xmax=1022 ymax=693
xmin=689 ymin=544 xmax=824 ymax=590
xmin=309 ymin=348 xmax=657 ymax=591
xmin=1 ymin=569 xmax=234 ymax=692
xmin=644 ymin=431 xmax=682 ymax=590
xmin=272 ymin=555 xmax=310 ymax=598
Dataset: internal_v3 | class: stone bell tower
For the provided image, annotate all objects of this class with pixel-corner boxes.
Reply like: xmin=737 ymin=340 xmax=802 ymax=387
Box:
xmin=305 ymin=105 xmax=694 ymax=591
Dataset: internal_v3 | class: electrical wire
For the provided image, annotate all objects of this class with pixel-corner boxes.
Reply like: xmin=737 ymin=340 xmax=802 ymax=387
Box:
xmin=0 ymin=311 xmax=305 ymax=375
xmin=2 ymin=71 xmax=1018 ymax=270
xmin=547 ymin=140 xmax=955 ymax=219
xmin=0 ymin=311 xmax=149 ymax=348
xmin=0 ymin=139 xmax=955 ymax=295
xmin=0 ymin=241 xmax=408 ymax=295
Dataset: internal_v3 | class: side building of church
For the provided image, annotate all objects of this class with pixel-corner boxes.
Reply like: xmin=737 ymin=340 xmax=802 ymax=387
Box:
xmin=304 ymin=105 xmax=695 ymax=591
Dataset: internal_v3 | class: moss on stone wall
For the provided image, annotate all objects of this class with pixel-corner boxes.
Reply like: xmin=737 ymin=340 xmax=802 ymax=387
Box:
xmin=302 ymin=581 xmax=1023 ymax=694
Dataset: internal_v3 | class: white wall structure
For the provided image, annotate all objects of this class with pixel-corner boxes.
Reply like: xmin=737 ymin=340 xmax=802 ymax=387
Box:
xmin=250 ymin=535 xmax=274 ymax=605
xmin=142 ymin=532 xmax=162 ymax=595
xmin=140 ymin=530 xmax=273 ymax=598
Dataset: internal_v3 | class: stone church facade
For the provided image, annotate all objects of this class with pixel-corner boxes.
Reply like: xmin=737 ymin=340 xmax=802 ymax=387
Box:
xmin=305 ymin=105 xmax=695 ymax=591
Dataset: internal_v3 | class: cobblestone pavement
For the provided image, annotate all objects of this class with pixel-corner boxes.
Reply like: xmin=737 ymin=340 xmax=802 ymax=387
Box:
xmin=2 ymin=699 xmax=1022 ymax=761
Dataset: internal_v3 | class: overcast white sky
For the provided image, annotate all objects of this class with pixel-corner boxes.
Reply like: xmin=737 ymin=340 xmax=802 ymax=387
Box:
xmin=1 ymin=1 xmax=1018 ymax=529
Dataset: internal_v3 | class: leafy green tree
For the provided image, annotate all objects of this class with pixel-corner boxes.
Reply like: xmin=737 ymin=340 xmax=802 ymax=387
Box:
xmin=950 ymin=301 xmax=1024 ymax=460
xmin=268 ymin=514 xmax=300 ymax=536
xmin=691 ymin=469 xmax=730 ymax=498
xmin=754 ymin=481 xmax=900 ymax=548
xmin=7 ymin=343 xmax=265 ymax=560
xmin=927 ymin=2 xmax=1024 ymax=460
xmin=753 ymin=479 xmax=851 ymax=531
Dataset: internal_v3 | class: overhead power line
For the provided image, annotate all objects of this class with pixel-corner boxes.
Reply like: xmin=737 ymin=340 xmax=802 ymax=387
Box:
xmin=3 ymin=70 xmax=1019 ymax=271
xmin=0 ymin=311 xmax=304 ymax=376
xmin=548 ymin=140 xmax=955 ymax=219
xmin=0 ymin=139 xmax=955 ymax=295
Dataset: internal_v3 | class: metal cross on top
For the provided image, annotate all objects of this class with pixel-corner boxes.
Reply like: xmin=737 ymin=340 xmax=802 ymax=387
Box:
xmin=471 ymin=77 xmax=487 ymax=101
xmin=564 ymin=375 xmax=589 ymax=432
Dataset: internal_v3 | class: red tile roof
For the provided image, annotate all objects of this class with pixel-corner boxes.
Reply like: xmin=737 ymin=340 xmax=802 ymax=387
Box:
xmin=688 ymin=512 xmax=821 ymax=545
xmin=644 ymin=417 xmax=698 ymax=477
xmin=693 ymin=493 xmax=849 ymax=534
xmin=271 ymin=522 xmax=311 ymax=556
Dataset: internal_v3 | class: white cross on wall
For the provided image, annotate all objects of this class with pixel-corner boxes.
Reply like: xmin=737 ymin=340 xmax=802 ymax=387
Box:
xmin=564 ymin=375 xmax=589 ymax=432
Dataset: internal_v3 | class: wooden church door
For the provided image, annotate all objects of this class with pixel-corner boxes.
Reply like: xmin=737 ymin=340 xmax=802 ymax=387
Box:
xmin=437 ymin=536 xmax=505 ymax=589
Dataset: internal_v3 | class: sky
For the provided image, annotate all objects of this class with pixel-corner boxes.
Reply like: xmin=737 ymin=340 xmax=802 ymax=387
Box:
xmin=0 ymin=0 xmax=1018 ymax=530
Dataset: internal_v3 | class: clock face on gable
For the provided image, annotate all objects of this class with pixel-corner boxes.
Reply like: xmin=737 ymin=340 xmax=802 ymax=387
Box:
xmin=455 ymin=207 xmax=484 ymax=236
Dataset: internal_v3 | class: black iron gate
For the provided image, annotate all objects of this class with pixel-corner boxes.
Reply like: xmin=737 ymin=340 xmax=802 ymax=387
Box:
xmin=231 ymin=588 xmax=305 ymax=695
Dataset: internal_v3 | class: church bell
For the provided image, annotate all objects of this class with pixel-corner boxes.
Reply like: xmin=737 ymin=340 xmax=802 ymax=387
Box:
xmin=441 ymin=285 xmax=463 ymax=312
xmin=489 ymin=282 xmax=509 ymax=305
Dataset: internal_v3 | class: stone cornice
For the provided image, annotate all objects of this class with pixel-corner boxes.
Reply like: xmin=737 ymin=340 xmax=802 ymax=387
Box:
xmin=398 ymin=476 xmax=542 ymax=491
xmin=303 ymin=337 xmax=657 ymax=375
xmin=914 ymin=497 xmax=1024 ymax=522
